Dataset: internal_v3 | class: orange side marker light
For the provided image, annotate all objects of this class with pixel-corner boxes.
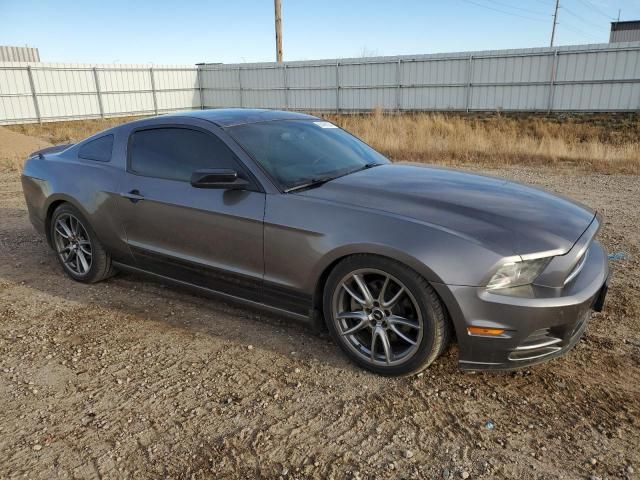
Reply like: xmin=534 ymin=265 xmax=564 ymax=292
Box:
xmin=467 ymin=326 xmax=505 ymax=336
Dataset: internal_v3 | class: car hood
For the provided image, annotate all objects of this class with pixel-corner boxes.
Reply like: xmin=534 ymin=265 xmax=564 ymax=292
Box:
xmin=297 ymin=164 xmax=595 ymax=256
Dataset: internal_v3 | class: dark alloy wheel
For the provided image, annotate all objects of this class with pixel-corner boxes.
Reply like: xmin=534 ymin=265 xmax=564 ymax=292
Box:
xmin=53 ymin=212 xmax=93 ymax=276
xmin=324 ymin=255 xmax=451 ymax=376
xmin=50 ymin=203 xmax=115 ymax=283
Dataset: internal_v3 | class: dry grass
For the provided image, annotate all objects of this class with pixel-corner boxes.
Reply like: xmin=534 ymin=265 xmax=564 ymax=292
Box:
xmin=325 ymin=109 xmax=640 ymax=174
xmin=1 ymin=116 xmax=146 ymax=172
xmin=4 ymin=111 xmax=640 ymax=174
xmin=6 ymin=116 xmax=146 ymax=145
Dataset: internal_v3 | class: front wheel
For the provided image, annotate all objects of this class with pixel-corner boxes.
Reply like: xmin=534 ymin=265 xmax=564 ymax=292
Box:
xmin=323 ymin=255 xmax=451 ymax=376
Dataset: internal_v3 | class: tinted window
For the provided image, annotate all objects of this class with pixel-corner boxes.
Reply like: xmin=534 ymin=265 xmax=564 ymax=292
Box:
xmin=78 ymin=134 xmax=113 ymax=162
xmin=129 ymin=127 xmax=240 ymax=182
xmin=228 ymin=120 xmax=389 ymax=190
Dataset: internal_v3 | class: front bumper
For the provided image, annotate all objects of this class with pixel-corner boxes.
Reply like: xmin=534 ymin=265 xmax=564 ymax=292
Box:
xmin=433 ymin=240 xmax=609 ymax=370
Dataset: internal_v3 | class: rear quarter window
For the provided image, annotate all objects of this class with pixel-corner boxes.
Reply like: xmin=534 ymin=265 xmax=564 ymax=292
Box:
xmin=78 ymin=134 xmax=114 ymax=162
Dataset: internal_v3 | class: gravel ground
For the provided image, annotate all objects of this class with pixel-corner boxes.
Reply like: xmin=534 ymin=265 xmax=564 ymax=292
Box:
xmin=0 ymin=163 xmax=638 ymax=479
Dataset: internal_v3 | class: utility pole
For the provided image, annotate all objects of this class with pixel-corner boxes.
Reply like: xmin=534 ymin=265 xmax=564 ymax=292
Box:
xmin=274 ymin=0 xmax=283 ymax=63
xmin=550 ymin=0 xmax=560 ymax=47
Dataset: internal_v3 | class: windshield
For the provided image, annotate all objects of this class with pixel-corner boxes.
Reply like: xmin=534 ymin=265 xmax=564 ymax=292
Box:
xmin=228 ymin=120 xmax=389 ymax=190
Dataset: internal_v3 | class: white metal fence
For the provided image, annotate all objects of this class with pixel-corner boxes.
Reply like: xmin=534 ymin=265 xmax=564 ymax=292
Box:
xmin=200 ymin=42 xmax=640 ymax=113
xmin=1 ymin=42 xmax=639 ymax=125
xmin=0 ymin=63 xmax=200 ymax=124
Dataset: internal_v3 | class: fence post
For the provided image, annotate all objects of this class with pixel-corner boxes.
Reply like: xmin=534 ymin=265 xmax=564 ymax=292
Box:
xmin=335 ymin=62 xmax=340 ymax=114
xmin=93 ymin=67 xmax=105 ymax=118
xmin=283 ymin=64 xmax=289 ymax=110
xmin=465 ymin=55 xmax=473 ymax=113
xmin=26 ymin=66 xmax=41 ymax=123
xmin=238 ymin=67 xmax=243 ymax=108
xmin=547 ymin=49 xmax=559 ymax=113
xmin=396 ymin=58 xmax=402 ymax=112
xmin=149 ymin=67 xmax=158 ymax=115
xmin=196 ymin=67 xmax=205 ymax=110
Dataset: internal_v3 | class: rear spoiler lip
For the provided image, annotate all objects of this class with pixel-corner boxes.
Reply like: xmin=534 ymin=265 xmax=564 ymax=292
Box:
xmin=28 ymin=143 xmax=75 ymax=159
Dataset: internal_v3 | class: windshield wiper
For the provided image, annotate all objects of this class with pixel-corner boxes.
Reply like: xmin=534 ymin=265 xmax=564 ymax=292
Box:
xmin=284 ymin=163 xmax=383 ymax=193
xmin=349 ymin=162 xmax=383 ymax=174
xmin=284 ymin=176 xmax=336 ymax=193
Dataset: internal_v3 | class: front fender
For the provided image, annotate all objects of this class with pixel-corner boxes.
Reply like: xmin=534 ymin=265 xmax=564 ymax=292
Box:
xmin=310 ymin=242 xmax=448 ymax=290
xmin=265 ymin=193 xmax=510 ymax=296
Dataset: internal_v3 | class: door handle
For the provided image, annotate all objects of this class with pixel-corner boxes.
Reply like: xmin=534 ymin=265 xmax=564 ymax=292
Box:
xmin=120 ymin=189 xmax=144 ymax=203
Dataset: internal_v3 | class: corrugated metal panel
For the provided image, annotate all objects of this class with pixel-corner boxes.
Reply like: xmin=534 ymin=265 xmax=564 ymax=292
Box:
xmin=611 ymin=29 xmax=640 ymax=42
xmin=472 ymin=85 xmax=549 ymax=111
xmin=402 ymin=58 xmax=468 ymax=85
xmin=203 ymin=89 xmax=241 ymax=108
xmin=402 ymin=86 xmax=466 ymax=110
xmin=288 ymin=88 xmax=336 ymax=111
xmin=242 ymin=89 xmax=286 ymax=109
xmin=287 ymin=64 xmax=336 ymax=88
xmin=610 ymin=21 xmax=640 ymax=43
xmin=0 ymin=46 xmax=40 ymax=62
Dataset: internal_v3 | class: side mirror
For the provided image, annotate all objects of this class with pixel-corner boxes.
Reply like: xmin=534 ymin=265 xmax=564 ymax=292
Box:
xmin=190 ymin=169 xmax=249 ymax=190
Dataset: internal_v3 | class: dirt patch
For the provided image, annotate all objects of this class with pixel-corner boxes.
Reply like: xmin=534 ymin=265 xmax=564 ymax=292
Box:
xmin=0 ymin=126 xmax=51 ymax=171
xmin=0 ymin=133 xmax=638 ymax=478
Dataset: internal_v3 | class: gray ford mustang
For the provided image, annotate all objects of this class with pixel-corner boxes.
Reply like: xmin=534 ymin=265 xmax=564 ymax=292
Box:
xmin=21 ymin=109 xmax=609 ymax=375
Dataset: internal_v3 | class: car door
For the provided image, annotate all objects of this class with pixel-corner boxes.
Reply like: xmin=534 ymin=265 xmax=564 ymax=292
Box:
xmin=116 ymin=123 xmax=265 ymax=303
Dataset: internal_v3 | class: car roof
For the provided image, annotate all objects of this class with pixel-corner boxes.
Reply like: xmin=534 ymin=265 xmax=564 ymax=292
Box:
xmin=165 ymin=108 xmax=321 ymax=127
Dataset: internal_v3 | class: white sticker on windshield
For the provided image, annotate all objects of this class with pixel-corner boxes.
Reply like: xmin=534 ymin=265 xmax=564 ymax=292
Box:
xmin=313 ymin=121 xmax=338 ymax=129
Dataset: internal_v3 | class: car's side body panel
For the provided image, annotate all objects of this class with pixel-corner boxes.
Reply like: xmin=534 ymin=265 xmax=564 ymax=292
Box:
xmin=22 ymin=144 xmax=132 ymax=263
xmin=112 ymin=117 xmax=269 ymax=302
xmin=117 ymin=175 xmax=266 ymax=303
xmin=21 ymin=174 xmax=49 ymax=234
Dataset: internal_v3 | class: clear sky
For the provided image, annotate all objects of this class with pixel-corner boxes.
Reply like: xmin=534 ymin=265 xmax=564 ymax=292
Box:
xmin=1 ymin=0 xmax=639 ymax=65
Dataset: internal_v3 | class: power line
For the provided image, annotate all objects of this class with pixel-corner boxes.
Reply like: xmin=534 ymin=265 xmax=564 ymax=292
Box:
xmin=561 ymin=21 xmax=603 ymax=41
xmin=572 ymin=0 xmax=615 ymax=20
xmin=458 ymin=0 xmax=609 ymax=45
xmin=561 ymin=5 xmax=608 ymax=30
xmin=457 ymin=0 xmax=548 ymax=22
xmin=481 ymin=0 xmax=550 ymax=17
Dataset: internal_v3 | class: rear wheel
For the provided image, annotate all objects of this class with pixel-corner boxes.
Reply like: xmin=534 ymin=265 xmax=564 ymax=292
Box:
xmin=50 ymin=203 xmax=115 ymax=283
xmin=323 ymin=255 xmax=450 ymax=376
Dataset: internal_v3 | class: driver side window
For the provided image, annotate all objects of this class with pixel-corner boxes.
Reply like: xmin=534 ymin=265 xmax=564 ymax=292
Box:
xmin=129 ymin=127 xmax=241 ymax=182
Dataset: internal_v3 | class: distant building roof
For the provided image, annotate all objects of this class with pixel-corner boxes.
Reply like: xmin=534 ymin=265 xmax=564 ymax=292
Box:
xmin=610 ymin=21 xmax=640 ymax=43
xmin=0 ymin=46 xmax=40 ymax=62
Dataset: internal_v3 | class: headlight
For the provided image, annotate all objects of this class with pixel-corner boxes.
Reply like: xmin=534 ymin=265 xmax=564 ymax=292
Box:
xmin=486 ymin=257 xmax=551 ymax=290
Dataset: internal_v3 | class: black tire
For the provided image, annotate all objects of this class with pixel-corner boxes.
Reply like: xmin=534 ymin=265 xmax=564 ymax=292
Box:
xmin=50 ymin=203 xmax=115 ymax=283
xmin=323 ymin=254 xmax=451 ymax=376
